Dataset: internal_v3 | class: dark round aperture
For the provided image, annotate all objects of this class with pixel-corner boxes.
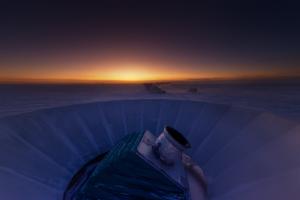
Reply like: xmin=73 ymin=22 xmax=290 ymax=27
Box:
xmin=166 ymin=126 xmax=191 ymax=148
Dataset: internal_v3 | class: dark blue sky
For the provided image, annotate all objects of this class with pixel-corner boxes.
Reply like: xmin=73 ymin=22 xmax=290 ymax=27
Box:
xmin=0 ymin=1 xmax=299 ymax=82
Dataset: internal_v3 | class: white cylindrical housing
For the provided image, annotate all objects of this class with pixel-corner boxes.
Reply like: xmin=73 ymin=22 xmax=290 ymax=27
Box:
xmin=153 ymin=126 xmax=191 ymax=165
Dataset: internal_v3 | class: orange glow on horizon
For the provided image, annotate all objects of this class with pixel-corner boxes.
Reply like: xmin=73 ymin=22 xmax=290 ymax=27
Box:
xmin=87 ymin=66 xmax=206 ymax=82
xmin=0 ymin=60 xmax=299 ymax=83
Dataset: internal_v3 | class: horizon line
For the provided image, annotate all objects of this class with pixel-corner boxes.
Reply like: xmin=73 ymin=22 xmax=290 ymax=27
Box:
xmin=0 ymin=75 xmax=299 ymax=84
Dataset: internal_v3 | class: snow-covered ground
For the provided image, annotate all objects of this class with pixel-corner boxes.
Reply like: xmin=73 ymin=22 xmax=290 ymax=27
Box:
xmin=159 ymin=80 xmax=300 ymax=122
xmin=0 ymin=80 xmax=299 ymax=121
xmin=0 ymin=81 xmax=299 ymax=200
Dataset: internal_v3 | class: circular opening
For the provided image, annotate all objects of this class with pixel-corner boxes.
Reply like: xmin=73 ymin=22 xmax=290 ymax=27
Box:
xmin=165 ymin=126 xmax=191 ymax=148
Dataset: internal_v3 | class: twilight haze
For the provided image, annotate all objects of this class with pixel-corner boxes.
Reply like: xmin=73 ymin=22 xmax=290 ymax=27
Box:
xmin=0 ymin=1 xmax=299 ymax=83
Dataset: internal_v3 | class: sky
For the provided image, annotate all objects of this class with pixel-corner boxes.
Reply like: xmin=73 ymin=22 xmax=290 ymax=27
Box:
xmin=0 ymin=1 xmax=299 ymax=83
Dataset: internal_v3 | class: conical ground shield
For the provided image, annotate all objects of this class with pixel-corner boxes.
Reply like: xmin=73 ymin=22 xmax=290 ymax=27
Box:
xmin=0 ymin=99 xmax=299 ymax=200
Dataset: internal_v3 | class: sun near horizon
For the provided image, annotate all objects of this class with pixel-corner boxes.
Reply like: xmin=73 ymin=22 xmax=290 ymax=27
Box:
xmin=0 ymin=62 xmax=299 ymax=84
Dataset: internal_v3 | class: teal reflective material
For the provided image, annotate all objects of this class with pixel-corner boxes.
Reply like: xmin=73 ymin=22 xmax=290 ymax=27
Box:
xmin=75 ymin=133 xmax=187 ymax=200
